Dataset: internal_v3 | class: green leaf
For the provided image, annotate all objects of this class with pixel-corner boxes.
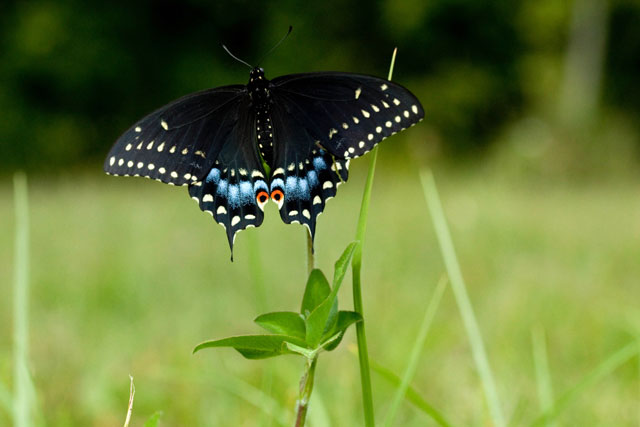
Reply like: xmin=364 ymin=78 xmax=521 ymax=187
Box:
xmin=301 ymin=269 xmax=331 ymax=315
xmin=305 ymin=243 xmax=358 ymax=348
xmin=322 ymin=311 xmax=363 ymax=351
xmin=254 ymin=311 xmax=306 ymax=340
xmin=332 ymin=241 xmax=358 ymax=288
xmin=193 ymin=335 xmax=307 ymax=360
xmin=143 ymin=411 xmax=163 ymax=427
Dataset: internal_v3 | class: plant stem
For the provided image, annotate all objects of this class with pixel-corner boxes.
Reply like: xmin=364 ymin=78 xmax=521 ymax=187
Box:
xmin=294 ymin=357 xmax=318 ymax=427
xmin=306 ymin=231 xmax=314 ymax=276
xmin=13 ymin=172 xmax=30 ymax=427
xmin=351 ymin=47 xmax=398 ymax=427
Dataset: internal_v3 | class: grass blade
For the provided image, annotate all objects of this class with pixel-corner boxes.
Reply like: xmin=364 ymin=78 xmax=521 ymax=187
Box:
xmin=366 ymin=355 xmax=452 ymax=427
xmin=215 ymin=374 xmax=292 ymax=427
xmin=531 ymin=341 xmax=638 ymax=426
xmin=531 ymin=326 xmax=555 ymax=427
xmin=351 ymin=46 xmax=399 ymax=427
xmin=383 ymin=275 xmax=448 ymax=427
xmin=13 ymin=172 xmax=31 ymax=427
xmin=420 ymin=170 xmax=506 ymax=427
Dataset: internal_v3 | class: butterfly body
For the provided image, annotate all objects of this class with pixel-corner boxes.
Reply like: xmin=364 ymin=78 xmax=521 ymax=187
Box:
xmin=105 ymin=65 xmax=424 ymax=256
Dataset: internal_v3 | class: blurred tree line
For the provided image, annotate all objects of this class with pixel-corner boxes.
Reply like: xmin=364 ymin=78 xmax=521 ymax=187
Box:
xmin=0 ymin=0 xmax=638 ymax=174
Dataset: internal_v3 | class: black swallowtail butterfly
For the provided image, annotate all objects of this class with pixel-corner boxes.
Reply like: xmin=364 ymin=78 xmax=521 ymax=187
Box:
xmin=104 ymin=64 xmax=424 ymax=256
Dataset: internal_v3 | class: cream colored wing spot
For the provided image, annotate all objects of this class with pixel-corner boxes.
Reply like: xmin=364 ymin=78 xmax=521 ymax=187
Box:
xmin=355 ymin=87 xmax=362 ymax=99
xmin=412 ymin=105 xmax=419 ymax=114
xmin=393 ymin=98 xmax=401 ymax=106
xmin=231 ymin=216 xmax=240 ymax=226
xmin=217 ymin=205 xmax=227 ymax=214
xmin=160 ymin=120 xmax=168 ymax=130
xmin=203 ymin=194 xmax=214 ymax=203
xmin=157 ymin=142 xmax=165 ymax=152
xmin=361 ymin=109 xmax=370 ymax=118
xmin=109 ymin=156 xmax=116 ymax=166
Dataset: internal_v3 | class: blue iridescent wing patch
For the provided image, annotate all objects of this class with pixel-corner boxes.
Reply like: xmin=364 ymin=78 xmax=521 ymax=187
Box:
xmin=187 ymin=98 xmax=268 ymax=257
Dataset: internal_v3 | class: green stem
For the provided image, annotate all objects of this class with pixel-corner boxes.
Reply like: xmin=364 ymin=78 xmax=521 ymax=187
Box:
xmin=306 ymin=231 xmax=314 ymax=276
xmin=13 ymin=172 xmax=30 ymax=427
xmin=351 ymin=47 xmax=398 ymax=427
xmin=294 ymin=357 xmax=318 ymax=427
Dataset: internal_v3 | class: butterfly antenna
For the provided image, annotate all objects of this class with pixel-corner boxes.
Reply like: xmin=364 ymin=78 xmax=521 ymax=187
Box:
xmin=221 ymin=43 xmax=253 ymax=69
xmin=256 ymin=25 xmax=293 ymax=66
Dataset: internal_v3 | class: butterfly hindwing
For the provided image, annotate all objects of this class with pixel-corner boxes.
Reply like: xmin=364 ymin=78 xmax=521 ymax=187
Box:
xmin=271 ymin=72 xmax=424 ymax=160
xmin=104 ymin=86 xmax=245 ymax=186
xmin=188 ymin=97 xmax=268 ymax=255
xmin=269 ymin=98 xmax=349 ymax=240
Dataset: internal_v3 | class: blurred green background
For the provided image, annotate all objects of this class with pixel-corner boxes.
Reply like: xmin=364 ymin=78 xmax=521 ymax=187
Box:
xmin=1 ymin=0 xmax=639 ymax=425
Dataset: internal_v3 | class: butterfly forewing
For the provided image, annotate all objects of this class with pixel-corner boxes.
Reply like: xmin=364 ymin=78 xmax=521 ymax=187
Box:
xmin=104 ymin=86 xmax=245 ymax=186
xmin=271 ymin=73 xmax=424 ymax=160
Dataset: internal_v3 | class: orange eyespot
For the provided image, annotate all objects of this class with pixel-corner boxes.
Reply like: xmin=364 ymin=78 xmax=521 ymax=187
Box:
xmin=256 ymin=191 xmax=269 ymax=204
xmin=270 ymin=189 xmax=284 ymax=202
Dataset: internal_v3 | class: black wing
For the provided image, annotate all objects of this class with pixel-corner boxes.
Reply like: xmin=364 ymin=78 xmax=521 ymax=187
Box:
xmin=104 ymin=85 xmax=245 ymax=186
xmin=188 ymin=97 xmax=269 ymax=257
xmin=268 ymin=72 xmax=423 ymax=240
xmin=104 ymin=86 xmax=268 ymax=256
xmin=271 ymin=72 xmax=424 ymax=159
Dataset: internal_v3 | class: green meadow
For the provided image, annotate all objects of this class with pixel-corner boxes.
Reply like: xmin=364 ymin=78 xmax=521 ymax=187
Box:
xmin=2 ymin=147 xmax=639 ymax=425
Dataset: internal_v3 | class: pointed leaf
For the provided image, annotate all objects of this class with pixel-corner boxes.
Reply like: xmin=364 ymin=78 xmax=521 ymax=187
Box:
xmin=322 ymin=331 xmax=346 ymax=352
xmin=322 ymin=311 xmax=363 ymax=351
xmin=254 ymin=312 xmax=306 ymax=340
xmin=333 ymin=242 xmax=358 ymax=288
xmin=301 ymin=269 xmax=331 ymax=315
xmin=193 ymin=335 xmax=307 ymax=360
xmin=305 ymin=243 xmax=358 ymax=347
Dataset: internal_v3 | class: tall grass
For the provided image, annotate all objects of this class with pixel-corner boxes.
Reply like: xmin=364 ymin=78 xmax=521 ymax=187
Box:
xmin=13 ymin=172 xmax=31 ymax=427
xmin=350 ymin=47 xmax=398 ymax=427
xmin=420 ymin=170 xmax=506 ymax=427
xmin=383 ymin=276 xmax=448 ymax=427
